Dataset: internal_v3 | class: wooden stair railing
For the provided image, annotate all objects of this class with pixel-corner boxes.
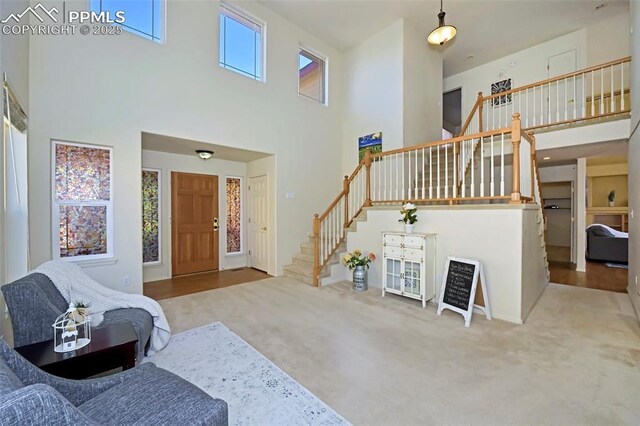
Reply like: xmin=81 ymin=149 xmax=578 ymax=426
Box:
xmin=454 ymin=56 xmax=631 ymax=205
xmin=312 ymin=114 xmax=537 ymax=286
xmin=310 ymin=57 xmax=632 ymax=286
xmin=458 ymin=57 xmax=631 ymax=135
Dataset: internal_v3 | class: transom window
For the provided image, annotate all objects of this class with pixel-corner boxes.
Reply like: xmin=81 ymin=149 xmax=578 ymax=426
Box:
xmin=90 ymin=0 xmax=164 ymax=42
xmin=219 ymin=4 xmax=264 ymax=81
xmin=299 ymin=47 xmax=326 ymax=105
xmin=53 ymin=141 xmax=113 ymax=260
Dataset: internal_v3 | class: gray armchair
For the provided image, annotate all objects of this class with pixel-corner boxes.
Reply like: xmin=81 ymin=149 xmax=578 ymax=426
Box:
xmin=1 ymin=273 xmax=152 ymax=362
xmin=0 ymin=338 xmax=228 ymax=425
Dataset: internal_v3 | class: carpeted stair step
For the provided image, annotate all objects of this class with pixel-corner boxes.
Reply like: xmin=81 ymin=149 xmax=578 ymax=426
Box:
xmin=283 ymin=262 xmax=329 ymax=286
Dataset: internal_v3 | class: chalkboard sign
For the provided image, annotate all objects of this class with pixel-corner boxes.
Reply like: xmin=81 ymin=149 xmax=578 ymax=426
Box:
xmin=442 ymin=260 xmax=476 ymax=310
xmin=437 ymin=257 xmax=491 ymax=327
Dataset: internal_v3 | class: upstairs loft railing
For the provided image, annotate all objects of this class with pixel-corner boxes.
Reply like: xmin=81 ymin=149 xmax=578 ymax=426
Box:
xmin=310 ymin=57 xmax=631 ymax=287
xmin=459 ymin=57 xmax=631 ymax=136
xmin=312 ymin=114 xmax=537 ymax=286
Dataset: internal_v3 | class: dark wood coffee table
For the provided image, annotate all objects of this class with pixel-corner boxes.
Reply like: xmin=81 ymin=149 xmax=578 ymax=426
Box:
xmin=15 ymin=322 xmax=138 ymax=379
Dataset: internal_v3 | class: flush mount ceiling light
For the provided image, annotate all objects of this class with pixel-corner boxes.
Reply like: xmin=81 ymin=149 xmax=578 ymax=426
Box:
xmin=427 ymin=0 xmax=457 ymax=46
xmin=543 ymin=157 xmax=551 ymax=160
xmin=196 ymin=150 xmax=214 ymax=160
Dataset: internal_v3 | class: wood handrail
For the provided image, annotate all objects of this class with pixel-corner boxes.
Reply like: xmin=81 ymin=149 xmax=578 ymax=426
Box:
xmin=318 ymin=190 xmax=346 ymax=222
xmin=317 ymin=162 xmax=365 ymax=223
xmin=521 ymin=130 xmax=534 ymax=144
xmin=523 ymin=109 xmax=630 ymax=132
xmin=482 ymin=56 xmax=631 ymax=101
xmin=347 ymin=163 xmax=364 ymax=182
xmin=371 ymin=127 xmax=512 ymax=159
xmin=458 ymin=92 xmax=483 ymax=137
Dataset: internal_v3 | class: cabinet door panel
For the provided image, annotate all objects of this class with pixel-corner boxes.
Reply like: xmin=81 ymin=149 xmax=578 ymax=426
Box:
xmin=403 ymin=261 xmax=422 ymax=296
xmin=403 ymin=247 xmax=423 ymax=261
xmin=386 ymin=258 xmax=402 ymax=291
xmin=384 ymin=245 xmax=402 ymax=258
xmin=403 ymin=236 xmax=424 ymax=248
xmin=384 ymin=234 xmax=403 ymax=246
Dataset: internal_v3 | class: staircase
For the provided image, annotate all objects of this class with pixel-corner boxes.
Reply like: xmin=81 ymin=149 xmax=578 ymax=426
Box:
xmin=292 ymin=57 xmax=630 ymax=287
xmin=283 ymin=211 xmax=368 ymax=285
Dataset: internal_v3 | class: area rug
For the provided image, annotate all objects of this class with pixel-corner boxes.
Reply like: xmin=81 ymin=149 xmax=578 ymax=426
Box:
xmin=143 ymin=322 xmax=349 ymax=426
xmin=605 ymin=262 xmax=628 ymax=269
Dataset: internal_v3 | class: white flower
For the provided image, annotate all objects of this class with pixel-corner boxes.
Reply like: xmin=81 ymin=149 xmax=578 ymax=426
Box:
xmin=404 ymin=203 xmax=416 ymax=210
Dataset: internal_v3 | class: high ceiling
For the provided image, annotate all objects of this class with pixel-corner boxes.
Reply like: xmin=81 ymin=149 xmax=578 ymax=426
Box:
xmin=257 ymin=0 xmax=630 ymax=77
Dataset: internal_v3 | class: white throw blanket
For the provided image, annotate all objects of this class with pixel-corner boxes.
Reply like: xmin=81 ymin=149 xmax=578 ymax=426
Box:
xmin=35 ymin=260 xmax=170 ymax=355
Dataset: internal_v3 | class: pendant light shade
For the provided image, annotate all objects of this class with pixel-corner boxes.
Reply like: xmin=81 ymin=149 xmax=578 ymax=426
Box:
xmin=428 ymin=0 xmax=457 ymax=46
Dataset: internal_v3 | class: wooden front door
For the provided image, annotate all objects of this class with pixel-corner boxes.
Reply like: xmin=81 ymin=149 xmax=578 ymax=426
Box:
xmin=171 ymin=172 xmax=219 ymax=276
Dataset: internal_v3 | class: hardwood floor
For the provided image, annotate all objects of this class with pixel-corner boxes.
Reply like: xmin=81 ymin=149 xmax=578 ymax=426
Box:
xmin=546 ymin=245 xmax=571 ymax=263
xmin=549 ymin=260 xmax=628 ymax=293
xmin=144 ymin=268 xmax=271 ymax=301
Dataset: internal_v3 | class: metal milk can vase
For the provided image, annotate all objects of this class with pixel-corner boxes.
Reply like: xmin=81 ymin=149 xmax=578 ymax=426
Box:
xmin=353 ymin=265 xmax=368 ymax=291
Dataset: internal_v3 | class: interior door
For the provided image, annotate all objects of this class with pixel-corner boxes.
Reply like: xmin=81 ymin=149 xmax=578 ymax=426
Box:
xmin=248 ymin=175 xmax=268 ymax=272
xmin=171 ymin=172 xmax=218 ymax=276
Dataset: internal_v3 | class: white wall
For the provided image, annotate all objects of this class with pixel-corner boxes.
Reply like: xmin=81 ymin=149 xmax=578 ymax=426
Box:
xmin=28 ymin=0 xmax=345 ymax=293
xmin=444 ymin=30 xmax=588 ymax=126
xmin=342 ymin=20 xmax=404 ymax=174
xmin=403 ymin=20 xmax=443 ymax=147
xmin=587 ymin=12 xmax=631 ymax=66
xmin=1 ymin=0 xmax=30 ymax=342
xmin=141 ymin=150 xmax=247 ymax=282
xmin=346 ymin=205 xmax=547 ymax=324
xmin=628 ymin=0 xmax=640 ymax=318
xmin=342 ymin=19 xmax=443 ymax=174
xmin=246 ymin=155 xmax=277 ymax=276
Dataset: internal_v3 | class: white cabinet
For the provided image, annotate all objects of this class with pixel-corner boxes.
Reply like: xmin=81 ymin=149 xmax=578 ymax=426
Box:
xmin=382 ymin=232 xmax=436 ymax=308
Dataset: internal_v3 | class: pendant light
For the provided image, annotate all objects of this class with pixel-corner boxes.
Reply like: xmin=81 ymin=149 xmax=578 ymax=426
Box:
xmin=427 ymin=0 xmax=457 ymax=46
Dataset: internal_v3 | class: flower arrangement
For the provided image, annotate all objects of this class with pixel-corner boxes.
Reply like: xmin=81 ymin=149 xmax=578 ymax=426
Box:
xmin=341 ymin=249 xmax=376 ymax=270
xmin=399 ymin=203 xmax=418 ymax=224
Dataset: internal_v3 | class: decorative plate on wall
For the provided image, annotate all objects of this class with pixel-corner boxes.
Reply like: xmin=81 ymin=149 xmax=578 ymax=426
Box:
xmin=491 ymin=78 xmax=512 ymax=107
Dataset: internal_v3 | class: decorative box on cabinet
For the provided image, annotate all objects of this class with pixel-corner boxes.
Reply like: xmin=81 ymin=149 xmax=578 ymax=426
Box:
xmin=382 ymin=232 xmax=436 ymax=308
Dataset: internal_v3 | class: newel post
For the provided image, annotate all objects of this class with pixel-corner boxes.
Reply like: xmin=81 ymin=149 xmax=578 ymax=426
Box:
xmin=364 ymin=148 xmax=373 ymax=207
xmin=477 ymin=91 xmax=484 ymax=132
xmin=343 ymin=175 xmax=350 ymax=229
xmin=510 ymin=113 xmax=522 ymax=204
xmin=312 ymin=214 xmax=321 ymax=287
xmin=530 ymin=132 xmax=536 ymax=201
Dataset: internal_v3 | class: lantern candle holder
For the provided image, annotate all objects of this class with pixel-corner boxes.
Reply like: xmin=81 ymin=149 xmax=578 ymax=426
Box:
xmin=53 ymin=303 xmax=91 ymax=353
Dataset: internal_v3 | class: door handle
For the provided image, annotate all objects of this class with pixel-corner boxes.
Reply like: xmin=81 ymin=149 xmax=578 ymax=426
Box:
xmin=213 ymin=218 xmax=219 ymax=231
xmin=261 ymin=226 xmax=267 ymax=231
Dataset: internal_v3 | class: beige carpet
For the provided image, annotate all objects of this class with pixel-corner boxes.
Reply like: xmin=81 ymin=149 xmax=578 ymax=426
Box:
xmin=157 ymin=278 xmax=640 ymax=425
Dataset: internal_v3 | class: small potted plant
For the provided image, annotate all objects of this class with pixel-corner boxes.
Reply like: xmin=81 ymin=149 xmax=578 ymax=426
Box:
xmin=72 ymin=300 xmax=91 ymax=323
xmin=399 ymin=202 xmax=418 ymax=233
xmin=608 ymin=190 xmax=615 ymax=207
xmin=342 ymin=249 xmax=376 ymax=292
